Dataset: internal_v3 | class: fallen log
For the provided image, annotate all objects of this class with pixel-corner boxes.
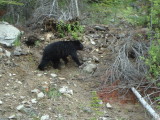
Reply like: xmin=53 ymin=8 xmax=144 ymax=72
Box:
xmin=131 ymin=87 xmax=160 ymax=120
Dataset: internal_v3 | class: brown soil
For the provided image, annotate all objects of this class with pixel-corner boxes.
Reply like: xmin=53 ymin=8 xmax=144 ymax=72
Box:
xmin=0 ymin=26 xmax=151 ymax=120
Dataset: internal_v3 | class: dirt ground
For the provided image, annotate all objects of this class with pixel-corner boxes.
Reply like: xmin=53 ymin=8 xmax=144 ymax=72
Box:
xmin=0 ymin=25 xmax=151 ymax=120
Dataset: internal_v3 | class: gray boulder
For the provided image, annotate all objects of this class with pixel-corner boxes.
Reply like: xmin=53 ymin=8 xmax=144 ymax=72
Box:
xmin=0 ymin=22 xmax=21 ymax=47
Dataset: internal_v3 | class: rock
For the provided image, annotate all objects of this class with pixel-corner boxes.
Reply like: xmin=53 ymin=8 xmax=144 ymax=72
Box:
xmin=37 ymin=92 xmax=45 ymax=98
xmin=8 ymin=115 xmax=16 ymax=119
xmin=37 ymin=74 xmax=43 ymax=77
xmin=99 ymin=117 xmax=108 ymax=120
xmin=13 ymin=46 xmax=27 ymax=56
xmin=83 ymin=64 xmax=97 ymax=73
xmin=118 ymin=33 xmax=126 ymax=38
xmin=0 ymin=100 xmax=3 ymax=105
xmin=0 ymin=47 xmax=3 ymax=52
xmin=5 ymin=50 xmax=11 ymax=57
xmin=90 ymin=38 xmax=96 ymax=45
xmin=16 ymin=104 xmax=24 ymax=110
xmin=50 ymin=73 xmax=57 ymax=78
xmin=40 ymin=37 xmax=45 ymax=41
xmin=94 ymin=25 xmax=108 ymax=31
xmin=41 ymin=114 xmax=49 ymax=120
xmin=21 ymin=107 xmax=38 ymax=116
xmin=59 ymin=86 xmax=73 ymax=95
xmin=106 ymin=103 xmax=112 ymax=109
xmin=0 ymin=22 xmax=21 ymax=47
xmin=31 ymin=98 xmax=37 ymax=104
xmin=58 ymin=77 xmax=66 ymax=80
xmin=83 ymin=107 xmax=92 ymax=113
xmin=31 ymin=89 xmax=40 ymax=93
xmin=93 ymin=56 xmax=99 ymax=63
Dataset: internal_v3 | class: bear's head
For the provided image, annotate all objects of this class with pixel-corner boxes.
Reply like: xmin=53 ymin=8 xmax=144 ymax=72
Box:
xmin=72 ymin=40 xmax=84 ymax=50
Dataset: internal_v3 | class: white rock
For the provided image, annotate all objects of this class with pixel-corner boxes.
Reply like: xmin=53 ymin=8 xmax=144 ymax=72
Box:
xmin=58 ymin=77 xmax=65 ymax=80
xmin=17 ymin=81 xmax=22 ymax=84
xmin=8 ymin=115 xmax=16 ymax=119
xmin=83 ymin=64 xmax=97 ymax=73
xmin=99 ymin=117 xmax=108 ymax=120
xmin=59 ymin=86 xmax=73 ymax=95
xmin=0 ymin=100 xmax=3 ymax=105
xmin=37 ymin=74 xmax=43 ymax=77
xmin=31 ymin=89 xmax=40 ymax=93
xmin=12 ymin=73 xmax=16 ymax=76
xmin=31 ymin=98 xmax=37 ymax=104
xmin=90 ymin=38 xmax=96 ymax=45
xmin=0 ymin=74 xmax=2 ymax=78
xmin=16 ymin=104 xmax=24 ymax=110
xmin=0 ymin=48 xmax=3 ymax=52
xmin=20 ymin=96 xmax=25 ymax=99
xmin=106 ymin=103 xmax=112 ymax=108
xmin=50 ymin=73 xmax=57 ymax=78
xmin=93 ymin=56 xmax=99 ymax=63
xmin=37 ymin=92 xmax=45 ymax=98
xmin=40 ymin=37 xmax=45 ymax=41
xmin=0 ymin=22 xmax=21 ymax=46
xmin=41 ymin=114 xmax=49 ymax=120
xmin=5 ymin=50 xmax=11 ymax=57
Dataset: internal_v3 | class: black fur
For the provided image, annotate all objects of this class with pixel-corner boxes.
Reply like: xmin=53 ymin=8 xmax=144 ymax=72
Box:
xmin=38 ymin=40 xmax=83 ymax=70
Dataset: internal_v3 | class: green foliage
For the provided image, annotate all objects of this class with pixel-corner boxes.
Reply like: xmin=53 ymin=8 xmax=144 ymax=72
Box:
xmin=43 ymin=87 xmax=61 ymax=99
xmin=122 ymin=7 xmax=148 ymax=26
xmin=148 ymin=0 xmax=160 ymax=27
xmin=13 ymin=33 xmax=21 ymax=46
xmin=57 ymin=21 xmax=84 ymax=39
xmin=0 ymin=0 xmax=23 ymax=5
xmin=90 ymin=91 xmax=103 ymax=119
xmin=144 ymin=30 xmax=160 ymax=79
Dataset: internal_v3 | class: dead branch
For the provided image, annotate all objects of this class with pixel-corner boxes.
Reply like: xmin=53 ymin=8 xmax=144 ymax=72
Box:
xmin=131 ymin=87 xmax=160 ymax=120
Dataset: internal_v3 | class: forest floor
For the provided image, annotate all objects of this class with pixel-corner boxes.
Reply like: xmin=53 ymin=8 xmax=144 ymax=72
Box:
xmin=0 ymin=24 xmax=151 ymax=120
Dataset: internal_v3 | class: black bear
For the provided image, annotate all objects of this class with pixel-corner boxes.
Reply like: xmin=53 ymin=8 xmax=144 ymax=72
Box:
xmin=38 ymin=40 xmax=84 ymax=70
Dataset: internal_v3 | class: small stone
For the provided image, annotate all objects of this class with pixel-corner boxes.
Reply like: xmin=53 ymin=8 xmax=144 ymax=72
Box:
xmin=83 ymin=107 xmax=92 ymax=113
xmin=37 ymin=74 xmax=43 ymax=77
xmin=16 ymin=104 xmax=24 ymax=110
xmin=8 ymin=115 xmax=16 ymax=119
xmin=58 ymin=77 xmax=65 ymax=80
xmin=31 ymin=89 xmax=40 ymax=93
xmin=0 ymin=75 xmax=2 ymax=78
xmin=20 ymin=96 xmax=25 ymax=99
xmin=93 ymin=56 xmax=99 ymax=63
xmin=0 ymin=48 xmax=3 ymax=52
xmin=31 ymin=98 xmax=37 ymax=104
xmin=83 ymin=64 xmax=97 ymax=73
xmin=50 ymin=73 xmax=57 ymax=78
xmin=0 ymin=100 xmax=3 ymax=104
xmin=5 ymin=50 xmax=11 ymax=57
xmin=41 ymin=114 xmax=49 ymax=120
xmin=59 ymin=86 xmax=73 ymax=95
xmin=99 ymin=117 xmax=108 ymax=120
xmin=90 ymin=38 xmax=96 ymax=45
xmin=13 ymin=47 xmax=22 ymax=56
xmin=106 ymin=103 xmax=112 ymax=108
xmin=37 ymin=92 xmax=45 ymax=98
xmin=40 ymin=37 xmax=45 ymax=41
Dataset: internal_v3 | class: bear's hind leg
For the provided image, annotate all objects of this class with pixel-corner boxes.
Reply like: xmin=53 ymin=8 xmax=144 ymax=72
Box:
xmin=62 ymin=57 xmax=68 ymax=64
